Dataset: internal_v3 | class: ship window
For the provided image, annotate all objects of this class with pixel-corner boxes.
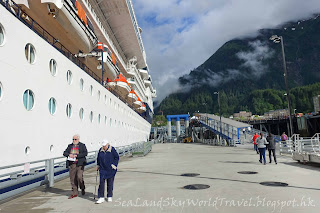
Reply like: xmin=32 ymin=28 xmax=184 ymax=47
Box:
xmin=97 ymin=90 xmax=100 ymax=100
xmin=90 ymin=111 xmax=93 ymax=122
xmin=114 ymin=119 xmax=116 ymax=127
xmin=25 ymin=43 xmax=36 ymax=64
xmin=104 ymin=95 xmax=107 ymax=104
xmin=0 ymin=82 xmax=2 ymax=100
xmin=80 ymin=78 xmax=84 ymax=91
xmin=48 ymin=97 xmax=56 ymax=115
xmin=67 ymin=70 xmax=72 ymax=85
xmin=90 ymin=85 xmax=93 ymax=96
xmin=25 ymin=146 xmax=31 ymax=155
xmin=66 ymin=103 xmax=72 ymax=118
xmin=50 ymin=145 xmax=54 ymax=152
xmin=110 ymin=98 xmax=112 ymax=105
xmin=105 ymin=116 xmax=107 ymax=125
xmin=0 ymin=23 xmax=5 ymax=46
xmin=23 ymin=89 xmax=34 ymax=111
xmin=98 ymin=114 xmax=101 ymax=124
xmin=110 ymin=118 xmax=112 ymax=126
xmin=79 ymin=108 xmax=84 ymax=120
xmin=49 ymin=59 xmax=57 ymax=76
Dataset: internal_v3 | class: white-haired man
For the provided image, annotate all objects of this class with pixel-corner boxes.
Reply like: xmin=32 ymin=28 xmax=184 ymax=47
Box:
xmin=63 ymin=134 xmax=87 ymax=199
xmin=96 ymin=139 xmax=119 ymax=204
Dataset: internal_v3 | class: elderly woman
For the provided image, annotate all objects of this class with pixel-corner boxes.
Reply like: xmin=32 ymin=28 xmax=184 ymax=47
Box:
xmin=95 ymin=139 xmax=119 ymax=204
xmin=256 ymin=133 xmax=268 ymax=165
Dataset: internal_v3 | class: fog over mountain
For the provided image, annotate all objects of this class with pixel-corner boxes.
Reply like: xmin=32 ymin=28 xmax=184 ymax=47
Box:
xmin=133 ymin=0 xmax=320 ymax=104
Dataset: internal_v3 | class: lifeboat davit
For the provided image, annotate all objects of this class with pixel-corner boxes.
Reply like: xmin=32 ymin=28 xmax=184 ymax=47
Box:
xmin=95 ymin=42 xmax=119 ymax=80
xmin=42 ymin=0 xmax=96 ymax=52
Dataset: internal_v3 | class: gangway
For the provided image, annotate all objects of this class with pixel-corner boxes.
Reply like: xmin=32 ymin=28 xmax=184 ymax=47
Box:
xmin=198 ymin=113 xmax=252 ymax=145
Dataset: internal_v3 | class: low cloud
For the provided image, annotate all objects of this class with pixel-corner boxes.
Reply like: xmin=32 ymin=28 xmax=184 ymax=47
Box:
xmin=237 ymin=40 xmax=274 ymax=78
xmin=133 ymin=0 xmax=320 ymax=103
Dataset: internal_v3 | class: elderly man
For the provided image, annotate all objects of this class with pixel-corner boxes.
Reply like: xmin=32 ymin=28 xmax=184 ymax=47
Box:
xmin=63 ymin=134 xmax=88 ymax=199
xmin=95 ymin=139 xmax=119 ymax=204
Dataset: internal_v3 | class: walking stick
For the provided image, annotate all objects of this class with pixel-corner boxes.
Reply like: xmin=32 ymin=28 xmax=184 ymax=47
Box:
xmin=94 ymin=169 xmax=98 ymax=200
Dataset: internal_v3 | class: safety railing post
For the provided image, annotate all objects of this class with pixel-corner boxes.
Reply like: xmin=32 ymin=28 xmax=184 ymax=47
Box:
xmin=45 ymin=159 xmax=54 ymax=188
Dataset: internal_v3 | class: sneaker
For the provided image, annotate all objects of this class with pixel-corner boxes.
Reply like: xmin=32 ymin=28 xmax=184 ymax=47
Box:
xmin=259 ymin=160 xmax=262 ymax=163
xmin=96 ymin=197 xmax=105 ymax=204
xmin=107 ymin=197 xmax=112 ymax=202
xmin=81 ymin=189 xmax=85 ymax=195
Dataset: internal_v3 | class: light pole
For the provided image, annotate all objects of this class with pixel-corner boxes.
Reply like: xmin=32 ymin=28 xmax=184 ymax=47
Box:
xmin=270 ymin=35 xmax=293 ymax=137
xmin=214 ymin=92 xmax=222 ymax=137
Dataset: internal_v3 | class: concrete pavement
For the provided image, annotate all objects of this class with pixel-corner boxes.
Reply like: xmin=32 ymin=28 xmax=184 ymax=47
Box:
xmin=0 ymin=143 xmax=320 ymax=213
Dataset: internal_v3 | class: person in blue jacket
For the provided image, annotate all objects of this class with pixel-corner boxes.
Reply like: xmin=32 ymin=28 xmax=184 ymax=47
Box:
xmin=95 ymin=139 xmax=119 ymax=204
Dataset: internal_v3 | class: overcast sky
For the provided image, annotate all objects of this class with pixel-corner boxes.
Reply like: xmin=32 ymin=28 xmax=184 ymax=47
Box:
xmin=132 ymin=0 xmax=320 ymax=103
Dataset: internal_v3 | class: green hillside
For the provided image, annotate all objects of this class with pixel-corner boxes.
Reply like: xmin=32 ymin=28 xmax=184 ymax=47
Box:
xmin=157 ymin=15 xmax=320 ymax=116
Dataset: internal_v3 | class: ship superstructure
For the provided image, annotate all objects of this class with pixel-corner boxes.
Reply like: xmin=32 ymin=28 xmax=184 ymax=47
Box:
xmin=0 ymin=0 xmax=156 ymax=167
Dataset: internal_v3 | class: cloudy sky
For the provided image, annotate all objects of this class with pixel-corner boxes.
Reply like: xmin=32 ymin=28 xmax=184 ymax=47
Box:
xmin=132 ymin=0 xmax=320 ymax=103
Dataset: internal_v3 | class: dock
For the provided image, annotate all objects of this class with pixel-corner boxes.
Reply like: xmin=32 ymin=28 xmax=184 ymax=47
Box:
xmin=1 ymin=143 xmax=320 ymax=213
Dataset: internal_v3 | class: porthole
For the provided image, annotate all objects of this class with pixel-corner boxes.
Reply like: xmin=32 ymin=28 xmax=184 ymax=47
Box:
xmin=66 ymin=103 xmax=72 ymax=118
xmin=50 ymin=145 xmax=54 ymax=152
xmin=67 ymin=70 xmax=72 ymax=85
xmin=23 ymin=89 xmax=34 ymax=111
xmin=49 ymin=59 xmax=57 ymax=76
xmin=98 ymin=114 xmax=101 ymax=124
xmin=25 ymin=43 xmax=36 ymax=64
xmin=0 ymin=23 xmax=5 ymax=46
xmin=48 ymin=97 xmax=56 ymax=115
xmin=98 ymin=90 xmax=100 ymax=100
xmin=79 ymin=108 xmax=84 ymax=120
xmin=80 ymin=78 xmax=84 ymax=91
xmin=89 ymin=85 xmax=93 ymax=96
xmin=90 ymin=111 xmax=93 ymax=122
xmin=0 ymin=82 xmax=2 ymax=100
xmin=25 ymin=146 xmax=31 ymax=155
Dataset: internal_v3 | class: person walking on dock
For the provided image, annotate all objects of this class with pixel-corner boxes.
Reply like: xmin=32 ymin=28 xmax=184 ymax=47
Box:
xmin=257 ymin=133 xmax=268 ymax=165
xmin=95 ymin=139 xmax=119 ymax=204
xmin=63 ymin=134 xmax=88 ymax=199
xmin=252 ymin=133 xmax=259 ymax=154
xmin=266 ymin=133 xmax=277 ymax=164
xmin=281 ymin=132 xmax=288 ymax=141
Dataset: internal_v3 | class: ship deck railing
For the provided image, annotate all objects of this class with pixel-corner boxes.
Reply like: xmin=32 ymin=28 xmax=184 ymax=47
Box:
xmin=0 ymin=141 xmax=151 ymax=201
xmin=0 ymin=0 xmax=145 ymax=118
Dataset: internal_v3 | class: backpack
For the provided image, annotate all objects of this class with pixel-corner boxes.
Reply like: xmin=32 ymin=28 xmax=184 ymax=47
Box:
xmin=281 ymin=135 xmax=287 ymax=141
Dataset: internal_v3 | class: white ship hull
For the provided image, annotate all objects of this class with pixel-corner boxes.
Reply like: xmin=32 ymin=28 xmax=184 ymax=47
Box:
xmin=0 ymin=4 xmax=151 ymax=167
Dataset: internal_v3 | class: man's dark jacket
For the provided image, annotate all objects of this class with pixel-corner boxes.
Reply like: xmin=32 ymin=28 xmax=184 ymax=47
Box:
xmin=63 ymin=142 xmax=88 ymax=168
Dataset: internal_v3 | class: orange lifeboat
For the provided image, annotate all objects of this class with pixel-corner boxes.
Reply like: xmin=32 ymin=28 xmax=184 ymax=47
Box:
xmin=133 ymin=96 xmax=143 ymax=108
xmin=137 ymin=103 xmax=147 ymax=113
xmin=127 ymin=89 xmax=138 ymax=104
xmin=114 ymin=74 xmax=131 ymax=98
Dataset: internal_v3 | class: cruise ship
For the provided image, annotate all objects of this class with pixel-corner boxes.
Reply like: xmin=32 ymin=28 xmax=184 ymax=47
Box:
xmin=0 ymin=0 xmax=156 ymax=167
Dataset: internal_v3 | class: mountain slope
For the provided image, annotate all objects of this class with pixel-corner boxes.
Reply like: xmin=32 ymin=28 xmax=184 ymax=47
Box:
xmin=157 ymin=15 xmax=320 ymax=116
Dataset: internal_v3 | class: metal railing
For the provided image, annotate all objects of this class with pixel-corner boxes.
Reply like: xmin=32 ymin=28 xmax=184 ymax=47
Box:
xmin=279 ymin=133 xmax=320 ymax=157
xmin=0 ymin=141 xmax=151 ymax=201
